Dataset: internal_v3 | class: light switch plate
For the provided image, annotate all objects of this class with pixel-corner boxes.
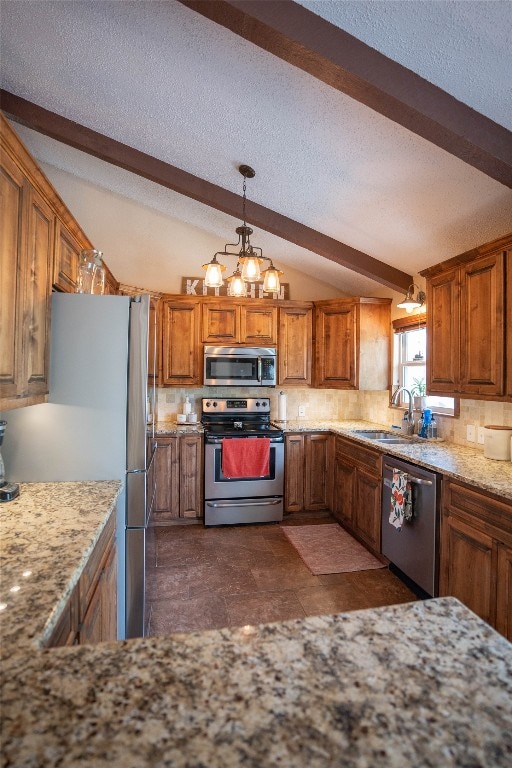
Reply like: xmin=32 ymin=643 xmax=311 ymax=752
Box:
xmin=298 ymin=405 xmax=306 ymax=418
xmin=478 ymin=426 xmax=486 ymax=444
xmin=467 ymin=424 xmax=475 ymax=442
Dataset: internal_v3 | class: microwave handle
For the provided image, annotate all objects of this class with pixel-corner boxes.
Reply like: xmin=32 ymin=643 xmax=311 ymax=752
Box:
xmin=257 ymin=356 xmax=262 ymax=383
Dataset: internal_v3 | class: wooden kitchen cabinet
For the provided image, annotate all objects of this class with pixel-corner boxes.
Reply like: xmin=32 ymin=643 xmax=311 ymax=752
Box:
xmin=284 ymin=432 xmax=333 ymax=513
xmin=422 ymin=235 xmax=510 ymax=400
xmin=161 ymin=298 xmax=202 ymax=386
xmin=201 ymin=299 xmax=277 ymax=344
xmin=46 ymin=508 xmax=117 ymax=647
xmin=1 ymin=114 xmax=117 ymax=409
xmin=278 ymin=304 xmax=313 ymax=386
xmin=440 ymin=479 xmax=512 ymax=640
xmin=332 ymin=436 xmax=382 ymax=553
xmin=313 ymin=298 xmax=391 ymax=390
xmin=154 ymin=434 xmax=203 ymax=522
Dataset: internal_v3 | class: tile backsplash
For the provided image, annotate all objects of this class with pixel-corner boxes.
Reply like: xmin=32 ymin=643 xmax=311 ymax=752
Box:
xmin=155 ymin=387 xmax=512 ymax=451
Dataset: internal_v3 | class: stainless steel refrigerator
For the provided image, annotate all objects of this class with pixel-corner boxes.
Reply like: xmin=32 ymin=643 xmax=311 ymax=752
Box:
xmin=0 ymin=293 xmax=156 ymax=639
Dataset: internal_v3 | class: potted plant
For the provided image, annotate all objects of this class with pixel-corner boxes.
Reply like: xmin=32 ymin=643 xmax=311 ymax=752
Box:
xmin=411 ymin=377 xmax=427 ymax=410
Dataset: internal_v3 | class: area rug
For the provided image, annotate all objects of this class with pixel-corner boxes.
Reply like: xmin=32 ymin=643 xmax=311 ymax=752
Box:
xmin=281 ymin=524 xmax=385 ymax=575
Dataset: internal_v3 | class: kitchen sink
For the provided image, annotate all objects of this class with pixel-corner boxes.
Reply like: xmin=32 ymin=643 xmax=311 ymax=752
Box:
xmin=353 ymin=430 xmax=421 ymax=445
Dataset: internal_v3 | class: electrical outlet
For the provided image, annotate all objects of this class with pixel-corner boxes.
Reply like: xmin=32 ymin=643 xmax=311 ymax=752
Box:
xmin=466 ymin=424 xmax=475 ymax=442
xmin=478 ymin=426 xmax=486 ymax=444
xmin=298 ymin=405 xmax=306 ymax=418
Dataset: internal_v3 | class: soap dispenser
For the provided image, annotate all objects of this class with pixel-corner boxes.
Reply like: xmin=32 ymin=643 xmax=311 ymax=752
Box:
xmin=183 ymin=396 xmax=191 ymax=416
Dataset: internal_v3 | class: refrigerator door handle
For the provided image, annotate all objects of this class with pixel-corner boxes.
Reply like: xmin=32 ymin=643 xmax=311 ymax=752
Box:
xmin=126 ymin=470 xmax=147 ymax=528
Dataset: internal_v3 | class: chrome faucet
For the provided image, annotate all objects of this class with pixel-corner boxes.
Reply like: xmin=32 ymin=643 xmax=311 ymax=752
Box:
xmin=391 ymin=387 xmax=415 ymax=435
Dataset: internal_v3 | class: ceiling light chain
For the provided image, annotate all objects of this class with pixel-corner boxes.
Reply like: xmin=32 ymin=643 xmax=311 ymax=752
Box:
xmin=203 ymin=165 xmax=283 ymax=297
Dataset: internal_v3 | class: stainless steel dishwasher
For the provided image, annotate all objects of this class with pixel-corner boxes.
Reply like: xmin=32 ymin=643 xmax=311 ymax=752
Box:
xmin=381 ymin=455 xmax=440 ymax=597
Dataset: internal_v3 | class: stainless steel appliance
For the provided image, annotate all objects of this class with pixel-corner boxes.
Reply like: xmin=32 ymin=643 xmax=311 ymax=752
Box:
xmin=0 ymin=293 xmax=156 ymax=639
xmin=381 ymin=456 xmax=440 ymax=596
xmin=202 ymin=398 xmax=284 ymax=525
xmin=204 ymin=347 xmax=277 ymax=387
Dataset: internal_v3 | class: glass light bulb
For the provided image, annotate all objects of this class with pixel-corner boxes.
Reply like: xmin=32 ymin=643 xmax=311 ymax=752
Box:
xmin=241 ymin=256 xmax=261 ymax=282
xmin=229 ymin=274 xmax=246 ymax=297
xmin=204 ymin=261 xmax=224 ymax=288
xmin=263 ymin=268 xmax=280 ymax=293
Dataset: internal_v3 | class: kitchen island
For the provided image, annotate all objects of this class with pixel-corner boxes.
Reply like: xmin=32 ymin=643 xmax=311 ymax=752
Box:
xmin=1 ymin=483 xmax=512 ymax=767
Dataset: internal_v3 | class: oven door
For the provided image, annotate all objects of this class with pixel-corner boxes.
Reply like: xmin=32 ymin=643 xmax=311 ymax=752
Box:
xmin=204 ymin=439 xmax=284 ymax=499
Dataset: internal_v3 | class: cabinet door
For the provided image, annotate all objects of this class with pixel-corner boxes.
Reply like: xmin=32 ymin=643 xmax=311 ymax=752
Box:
xmin=304 ymin=433 xmax=332 ymax=511
xmin=100 ymin=543 xmax=117 ymax=642
xmin=278 ymin=306 xmax=312 ymax=385
xmin=80 ymin=577 xmax=104 ymax=645
xmin=354 ymin=467 xmax=381 ymax=552
xmin=180 ymin=435 xmax=203 ymax=519
xmin=459 ymin=253 xmax=505 ymax=396
xmin=202 ymin=302 xmax=239 ymax=342
xmin=284 ymin=434 xmax=304 ymax=513
xmin=507 ymin=250 xmax=512 ymax=399
xmin=427 ymin=268 xmax=460 ymax=394
xmin=154 ymin=437 xmax=180 ymax=523
xmin=440 ymin=513 xmax=496 ymax=626
xmin=314 ymin=304 xmax=355 ymax=388
xmin=332 ymin=450 xmax=355 ymax=527
xmin=0 ymin=151 xmax=24 ymax=402
xmin=496 ymin=544 xmax=512 ymax=641
xmin=53 ymin=219 xmax=80 ymax=292
xmin=240 ymin=305 xmax=277 ymax=344
xmin=161 ymin=300 xmax=201 ymax=385
xmin=22 ymin=184 xmax=54 ymax=398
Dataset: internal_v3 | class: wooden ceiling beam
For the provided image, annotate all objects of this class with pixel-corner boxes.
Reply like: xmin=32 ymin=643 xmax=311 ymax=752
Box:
xmin=0 ymin=91 xmax=412 ymax=291
xmin=178 ymin=0 xmax=512 ymax=188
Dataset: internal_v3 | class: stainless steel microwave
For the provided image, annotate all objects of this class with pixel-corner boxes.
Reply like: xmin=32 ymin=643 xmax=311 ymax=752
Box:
xmin=204 ymin=346 xmax=277 ymax=387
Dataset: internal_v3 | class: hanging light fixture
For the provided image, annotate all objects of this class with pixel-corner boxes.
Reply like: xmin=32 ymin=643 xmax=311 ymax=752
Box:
xmin=203 ymin=165 xmax=283 ymax=295
xmin=397 ymin=283 xmax=426 ymax=313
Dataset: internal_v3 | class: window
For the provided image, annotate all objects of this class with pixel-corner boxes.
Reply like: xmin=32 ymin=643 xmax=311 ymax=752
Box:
xmin=392 ymin=316 xmax=455 ymax=416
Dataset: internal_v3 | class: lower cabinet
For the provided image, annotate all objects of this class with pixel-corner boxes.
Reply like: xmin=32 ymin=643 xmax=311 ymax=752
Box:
xmin=46 ymin=509 xmax=117 ymax=647
xmin=284 ymin=433 xmax=333 ymax=513
xmin=332 ymin=436 xmax=382 ymax=553
xmin=440 ymin=479 xmax=512 ymax=640
xmin=154 ymin=434 xmax=203 ymax=523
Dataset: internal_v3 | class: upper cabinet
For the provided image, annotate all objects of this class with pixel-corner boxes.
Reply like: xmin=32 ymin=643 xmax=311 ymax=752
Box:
xmin=161 ymin=297 xmax=201 ymax=386
xmin=422 ymin=235 xmax=511 ymax=400
xmin=1 ymin=114 xmax=119 ymax=409
xmin=313 ymin=298 xmax=391 ymax=390
xmin=201 ymin=300 xmax=277 ymax=345
xmin=278 ymin=303 xmax=313 ymax=386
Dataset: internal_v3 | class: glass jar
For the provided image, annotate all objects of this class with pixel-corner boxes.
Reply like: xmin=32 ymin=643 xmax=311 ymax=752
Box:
xmin=76 ymin=249 xmax=105 ymax=294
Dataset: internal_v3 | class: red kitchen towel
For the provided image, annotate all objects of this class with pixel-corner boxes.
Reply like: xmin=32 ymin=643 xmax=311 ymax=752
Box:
xmin=222 ymin=437 xmax=270 ymax=479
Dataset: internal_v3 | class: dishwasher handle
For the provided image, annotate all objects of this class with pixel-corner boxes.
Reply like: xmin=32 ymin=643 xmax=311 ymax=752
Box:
xmin=384 ymin=463 xmax=433 ymax=486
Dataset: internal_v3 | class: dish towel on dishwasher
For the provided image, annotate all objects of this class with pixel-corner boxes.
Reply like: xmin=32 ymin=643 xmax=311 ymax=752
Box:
xmin=389 ymin=469 xmax=413 ymax=531
xmin=222 ymin=437 xmax=270 ymax=479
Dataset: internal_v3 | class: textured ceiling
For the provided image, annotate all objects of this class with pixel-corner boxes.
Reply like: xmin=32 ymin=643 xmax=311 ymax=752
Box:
xmin=1 ymin=0 xmax=511 ymax=296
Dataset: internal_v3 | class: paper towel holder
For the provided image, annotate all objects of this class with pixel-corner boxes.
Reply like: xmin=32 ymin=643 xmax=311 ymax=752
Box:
xmin=275 ymin=391 xmax=288 ymax=423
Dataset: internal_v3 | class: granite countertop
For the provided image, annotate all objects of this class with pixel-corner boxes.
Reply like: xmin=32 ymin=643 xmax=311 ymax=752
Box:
xmin=279 ymin=419 xmax=512 ymax=502
xmin=2 ymin=597 xmax=511 ymax=767
xmin=154 ymin=421 xmax=203 ymax=435
xmin=0 ymin=480 xmax=122 ymax=655
xmin=1 ymin=482 xmax=512 ymax=766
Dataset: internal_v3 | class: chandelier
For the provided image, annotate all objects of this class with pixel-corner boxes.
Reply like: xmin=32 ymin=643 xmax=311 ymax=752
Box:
xmin=202 ymin=165 xmax=283 ymax=296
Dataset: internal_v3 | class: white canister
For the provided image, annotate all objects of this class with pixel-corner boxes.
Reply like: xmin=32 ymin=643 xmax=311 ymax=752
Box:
xmin=483 ymin=425 xmax=512 ymax=460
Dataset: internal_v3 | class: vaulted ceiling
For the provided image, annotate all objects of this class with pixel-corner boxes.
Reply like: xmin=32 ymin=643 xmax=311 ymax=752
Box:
xmin=1 ymin=0 xmax=511 ymax=298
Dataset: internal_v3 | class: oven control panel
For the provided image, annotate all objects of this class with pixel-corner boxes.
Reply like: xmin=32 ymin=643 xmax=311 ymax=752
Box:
xmin=202 ymin=398 xmax=270 ymax=414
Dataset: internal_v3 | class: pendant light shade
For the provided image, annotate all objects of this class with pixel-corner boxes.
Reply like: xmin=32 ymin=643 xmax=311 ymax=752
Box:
xmin=203 ymin=255 xmax=225 ymax=288
xmin=202 ymin=165 xmax=284 ymax=296
xmin=397 ymin=284 xmax=426 ymax=313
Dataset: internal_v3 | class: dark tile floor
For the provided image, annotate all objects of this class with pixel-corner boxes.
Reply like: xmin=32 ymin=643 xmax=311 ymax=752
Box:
xmin=147 ymin=515 xmax=417 ymax=636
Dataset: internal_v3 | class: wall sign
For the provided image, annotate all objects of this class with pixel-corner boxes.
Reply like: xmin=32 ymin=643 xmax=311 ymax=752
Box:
xmin=181 ymin=278 xmax=289 ymax=300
